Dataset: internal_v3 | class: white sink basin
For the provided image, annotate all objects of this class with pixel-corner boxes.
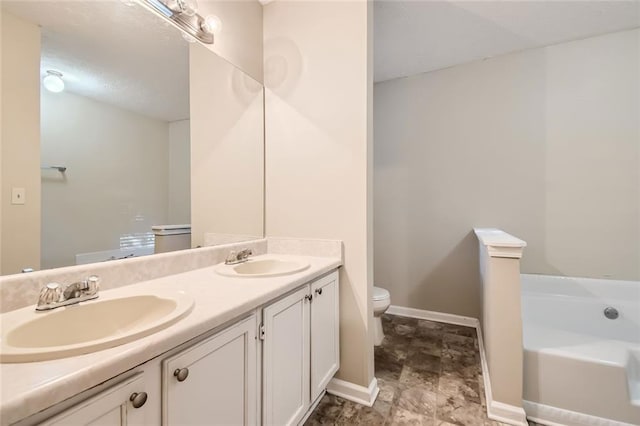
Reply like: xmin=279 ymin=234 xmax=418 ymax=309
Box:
xmin=0 ymin=291 xmax=194 ymax=363
xmin=216 ymin=255 xmax=310 ymax=278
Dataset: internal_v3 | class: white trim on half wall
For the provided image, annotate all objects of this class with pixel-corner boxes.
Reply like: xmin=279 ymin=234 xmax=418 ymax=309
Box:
xmin=326 ymin=377 xmax=379 ymax=407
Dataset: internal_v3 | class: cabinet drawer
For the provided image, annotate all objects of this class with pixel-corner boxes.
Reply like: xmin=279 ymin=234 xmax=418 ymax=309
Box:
xmin=40 ymin=373 xmax=147 ymax=426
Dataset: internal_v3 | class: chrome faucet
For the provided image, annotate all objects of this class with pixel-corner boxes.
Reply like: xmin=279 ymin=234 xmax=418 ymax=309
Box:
xmin=36 ymin=275 xmax=100 ymax=311
xmin=225 ymin=248 xmax=253 ymax=265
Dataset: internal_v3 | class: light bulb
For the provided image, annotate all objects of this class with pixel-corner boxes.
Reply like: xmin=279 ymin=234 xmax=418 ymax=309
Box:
xmin=202 ymin=14 xmax=222 ymax=34
xmin=43 ymin=70 xmax=64 ymax=93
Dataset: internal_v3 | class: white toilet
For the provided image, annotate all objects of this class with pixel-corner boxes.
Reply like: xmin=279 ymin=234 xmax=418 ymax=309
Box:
xmin=152 ymin=224 xmax=192 ymax=253
xmin=373 ymin=286 xmax=391 ymax=346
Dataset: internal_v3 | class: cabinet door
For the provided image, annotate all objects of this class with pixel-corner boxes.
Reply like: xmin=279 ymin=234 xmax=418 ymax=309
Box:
xmin=262 ymin=286 xmax=310 ymax=426
xmin=310 ymin=271 xmax=340 ymax=402
xmin=162 ymin=315 xmax=257 ymax=426
xmin=41 ymin=373 xmax=148 ymax=426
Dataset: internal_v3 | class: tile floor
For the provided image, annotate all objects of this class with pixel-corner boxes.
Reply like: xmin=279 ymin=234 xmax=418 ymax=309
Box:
xmin=305 ymin=314 xmax=522 ymax=426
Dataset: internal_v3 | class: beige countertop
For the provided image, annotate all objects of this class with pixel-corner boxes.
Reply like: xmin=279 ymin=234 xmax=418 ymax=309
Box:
xmin=0 ymin=254 xmax=341 ymax=425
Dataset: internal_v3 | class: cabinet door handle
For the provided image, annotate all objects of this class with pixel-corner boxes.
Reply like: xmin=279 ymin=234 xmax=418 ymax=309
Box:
xmin=304 ymin=294 xmax=313 ymax=302
xmin=174 ymin=368 xmax=189 ymax=382
xmin=315 ymin=288 xmax=323 ymax=296
xmin=129 ymin=392 xmax=148 ymax=409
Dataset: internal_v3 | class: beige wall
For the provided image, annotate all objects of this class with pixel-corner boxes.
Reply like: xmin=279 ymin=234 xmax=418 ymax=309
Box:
xmin=374 ymin=29 xmax=640 ymax=318
xmin=168 ymin=119 xmax=191 ymax=224
xmin=199 ymin=0 xmax=263 ymax=83
xmin=0 ymin=5 xmax=3 ymax=275
xmin=263 ymin=0 xmax=375 ymax=387
xmin=190 ymin=43 xmax=264 ymax=248
xmin=1 ymin=12 xmax=41 ymax=275
xmin=41 ymin=90 xmax=170 ymax=269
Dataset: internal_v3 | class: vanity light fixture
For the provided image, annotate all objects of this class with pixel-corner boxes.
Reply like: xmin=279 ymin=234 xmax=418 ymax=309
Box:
xmin=43 ymin=70 xmax=65 ymax=93
xmin=139 ymin=0 xmax=214 ymax=44
xmin=165 ymin=0 xmax=198 ymax=17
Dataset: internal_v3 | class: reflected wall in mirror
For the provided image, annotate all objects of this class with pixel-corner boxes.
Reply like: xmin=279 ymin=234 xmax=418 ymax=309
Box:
xmin=190 ymin=42 xmax=264 ymax=249
xmin=0 ymin=0 xmax=264 ymax=276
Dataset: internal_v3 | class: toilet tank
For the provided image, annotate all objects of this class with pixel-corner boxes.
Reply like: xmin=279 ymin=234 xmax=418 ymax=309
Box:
xmin=152 ymin=224 xmax=191 ymax=253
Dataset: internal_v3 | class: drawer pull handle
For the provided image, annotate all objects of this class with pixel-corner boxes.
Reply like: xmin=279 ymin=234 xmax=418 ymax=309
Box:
xmin=315 ymin=288 xmax=323 ymax=296
xmin=174 ymin=368 xmax=189 ymax=382
xmin=129 ymin=392 xmax=147 ymax=408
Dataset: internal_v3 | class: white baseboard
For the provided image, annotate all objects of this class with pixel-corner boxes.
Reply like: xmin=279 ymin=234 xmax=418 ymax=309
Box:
xmin=326 ymin=377 xmax=379 ymax=407
xmin=388 ymin=306 xmax=527 ymax=426
xmin=488 ymin=400 xmax=528 ymax=426
xmin=523 ymin=400 xmax=636 ymax=426
xmin=387 ymin=305 xmax=479 ymax=328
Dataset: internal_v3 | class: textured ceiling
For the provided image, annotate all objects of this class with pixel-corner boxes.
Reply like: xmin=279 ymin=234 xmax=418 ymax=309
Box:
xmin=8 ymin=1 xmax=638 ymax=107
xmin=3 ymin=0 xmax=189 ymax=122
xmin=375 ymin=0 xmax=640 ymax=82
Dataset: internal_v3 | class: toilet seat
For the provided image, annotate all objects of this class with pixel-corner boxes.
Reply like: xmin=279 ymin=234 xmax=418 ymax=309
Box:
xmin=373 ymin=286 xmax=390 ymax=301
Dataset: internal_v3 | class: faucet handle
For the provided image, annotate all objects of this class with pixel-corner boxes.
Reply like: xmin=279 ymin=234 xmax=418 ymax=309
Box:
xmin=225 ymin=248 xmax=252 ymax=265
xmin=37 ymin=283 xmax=62 ymax=307
xmin=86 ymin=275 xmax=100 ymax=295
xmin=238 ymin=248 xmax=253 ymax=260
xmin=225 ymin=250 xmax=237 ymax=264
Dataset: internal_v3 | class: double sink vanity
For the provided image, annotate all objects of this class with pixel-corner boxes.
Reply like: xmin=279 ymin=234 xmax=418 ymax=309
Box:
xmin=0 ymin=252 xmax=341 ymax=426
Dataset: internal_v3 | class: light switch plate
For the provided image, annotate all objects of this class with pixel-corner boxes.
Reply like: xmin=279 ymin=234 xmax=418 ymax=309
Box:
xmin=11 ymin=187 xmax=26 ymax=205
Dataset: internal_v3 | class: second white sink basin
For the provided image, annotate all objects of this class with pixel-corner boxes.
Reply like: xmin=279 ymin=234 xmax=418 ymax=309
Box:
xmin=0 ymin=291 xmax=194 ymax=363
xmin=216 ymin=255 xmax=310 ymax=278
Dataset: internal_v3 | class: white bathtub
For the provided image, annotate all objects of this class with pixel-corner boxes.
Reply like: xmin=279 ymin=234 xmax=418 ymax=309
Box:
xmin=521 ymin=274 xmax=640 ymax=426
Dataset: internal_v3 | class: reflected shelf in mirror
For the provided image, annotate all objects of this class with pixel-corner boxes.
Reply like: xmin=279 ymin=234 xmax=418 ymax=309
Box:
xmin=40 ymin=165 xmax=67 ymax=173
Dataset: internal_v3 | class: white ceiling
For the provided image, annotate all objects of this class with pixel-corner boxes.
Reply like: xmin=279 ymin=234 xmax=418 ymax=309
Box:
xmin=375 ymin=0 xmax=640 ymax=82
xmin=6 ymin=1 xmax=638 ymax=104
xmin=2 ymin=0 xmax=190 ymax=122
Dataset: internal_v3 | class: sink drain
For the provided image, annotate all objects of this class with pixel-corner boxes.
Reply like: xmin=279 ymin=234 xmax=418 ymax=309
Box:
xmin=604 ymin=307 xmax=619 ymax=320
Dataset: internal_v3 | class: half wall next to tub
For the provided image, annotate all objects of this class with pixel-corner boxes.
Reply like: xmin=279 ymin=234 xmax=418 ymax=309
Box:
xmin=475 ymin=228 xmax=527 ymax=426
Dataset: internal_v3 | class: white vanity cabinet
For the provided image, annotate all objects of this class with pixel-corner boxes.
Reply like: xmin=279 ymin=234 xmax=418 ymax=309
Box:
xmin=262 ymin=271 xmax=340 ymax=426
xmin=40 ymin=373 xmax=150 ymax=426
xmin=30 ymin=268 xmax=340 ymax=426
xmin=161 ymin=315 xmax=258 ymax=426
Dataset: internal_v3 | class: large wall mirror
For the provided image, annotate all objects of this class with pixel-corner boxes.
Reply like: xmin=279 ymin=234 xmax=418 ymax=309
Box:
xmin=0 ymin=0 xmax=264 ymax=275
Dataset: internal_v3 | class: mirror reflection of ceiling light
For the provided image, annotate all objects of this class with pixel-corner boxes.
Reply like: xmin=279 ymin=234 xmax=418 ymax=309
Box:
xmin=43 ymin=70 xmax=65 ymax=93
